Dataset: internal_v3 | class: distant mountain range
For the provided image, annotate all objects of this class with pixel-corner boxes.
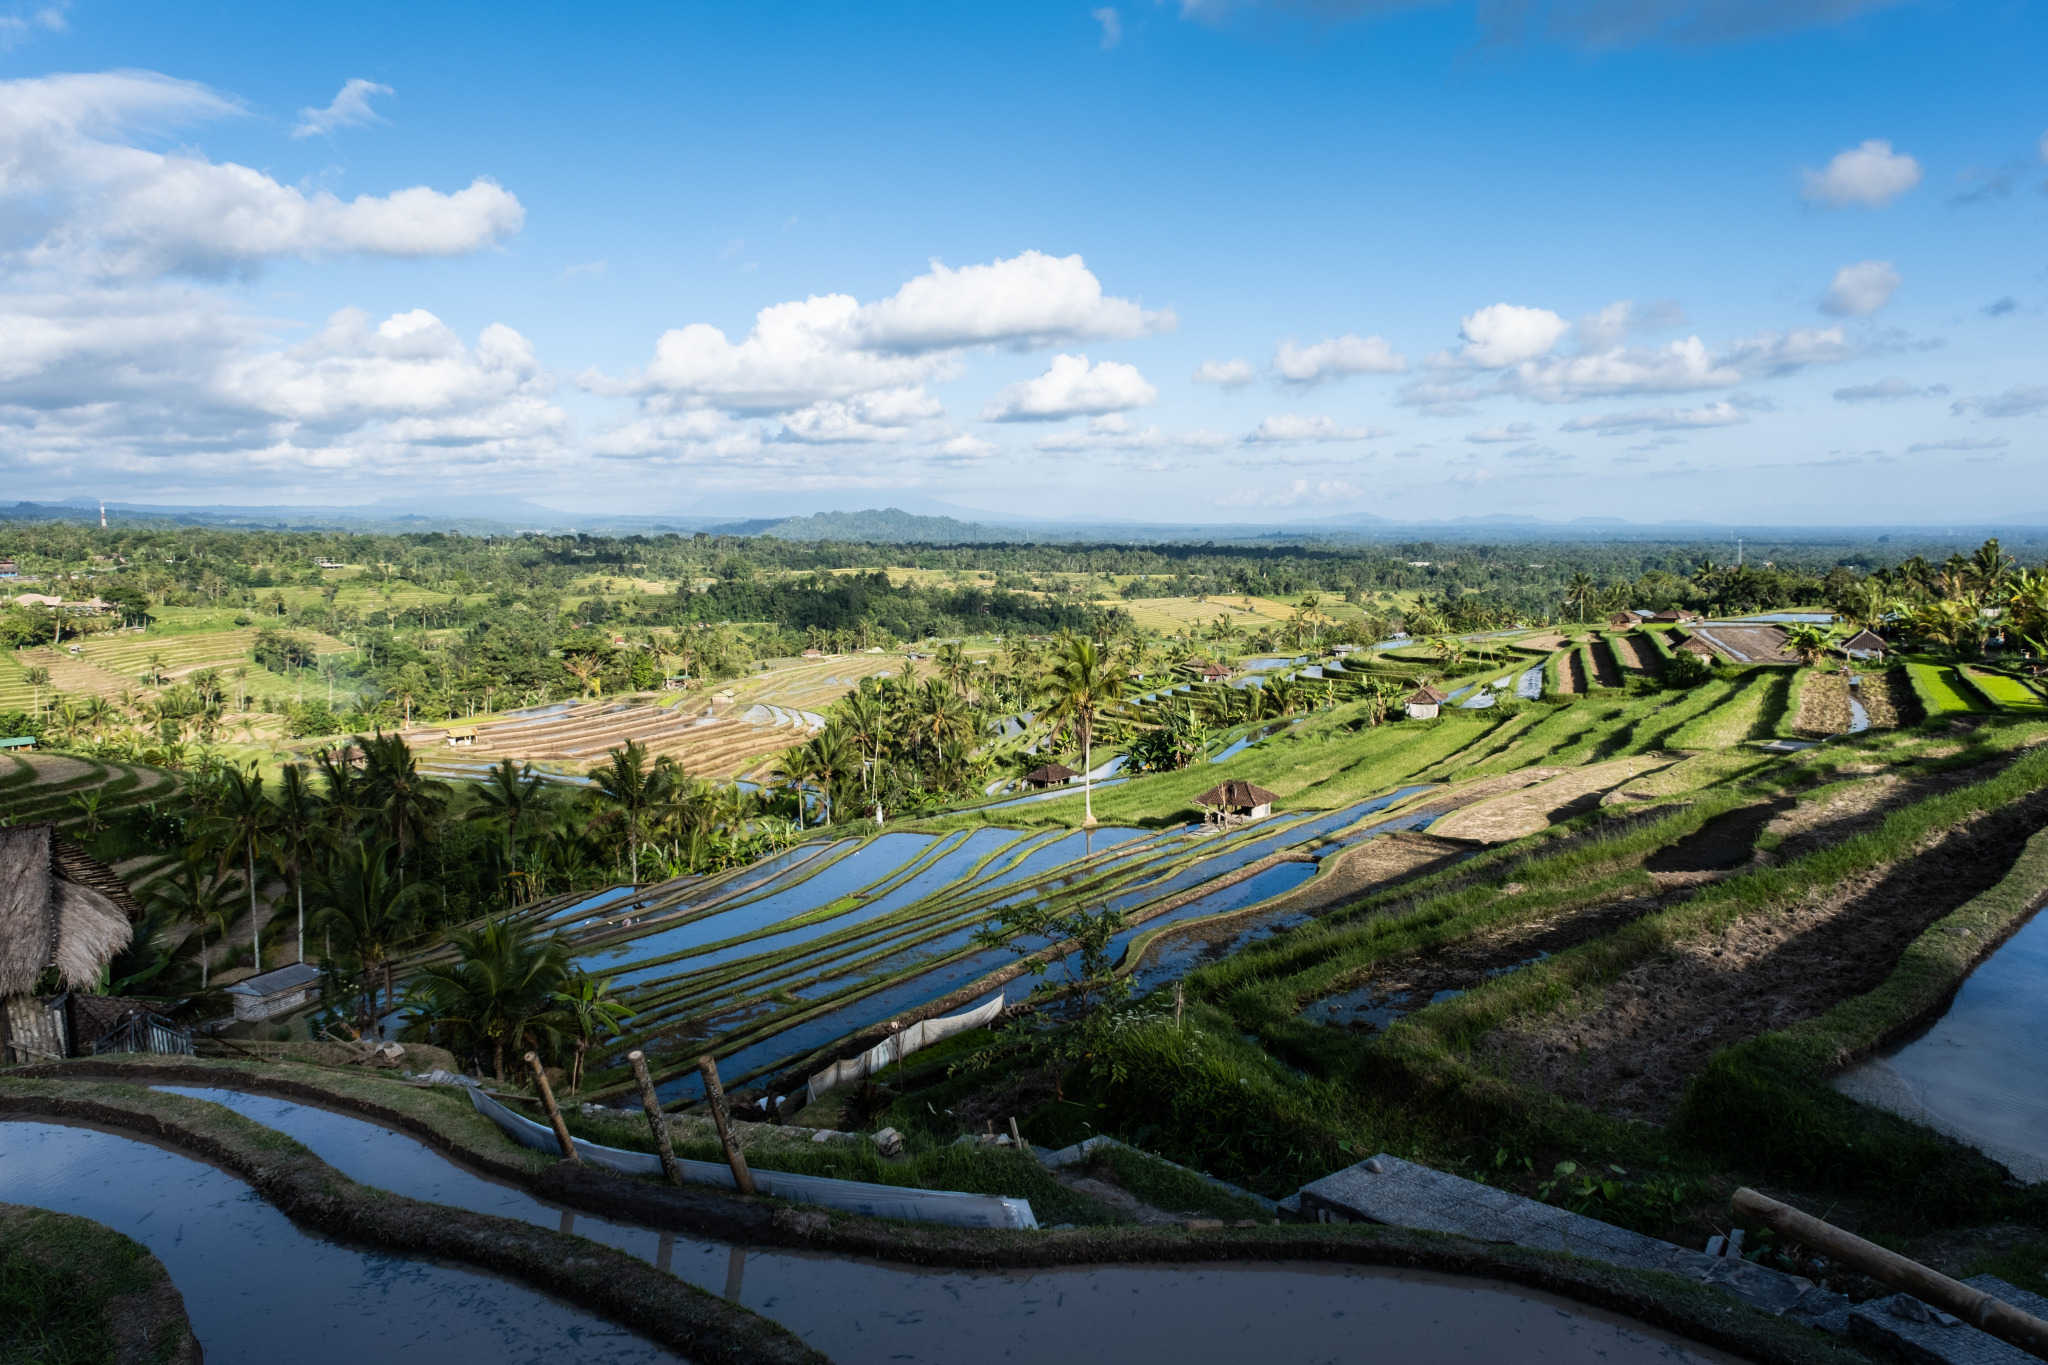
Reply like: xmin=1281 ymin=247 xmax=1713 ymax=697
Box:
xmin=6 ymin=497 xmax=2048 ymax=546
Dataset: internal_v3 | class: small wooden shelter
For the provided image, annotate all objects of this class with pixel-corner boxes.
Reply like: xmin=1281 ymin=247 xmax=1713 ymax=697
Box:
xmin=1651 ymin=608 xmax=1703 ymax=624
xmin=1021 ymin=763 xmax=1079 ymax=789
xmin=1839 ymin=629 xmax=1888 ymax=661
xmin=226 ymin=962 xmax=323 ymax=1023
xmin=1 ymin=823 xmax=138 ymax=1062
xmin=1200 ymin=662 xmax=1232 ymax=681
xmin=442 ymin=725 xmax=477 ymax=747
xmin=1606 ymin=611 xmax=1639 ymax=629
xmin=1405 ymin=684 xmax=1451 ymax=720
xmin=1676 ymin=635 xmax=1720 ymax=659
xmin=1195 ymin=780 xmax=1278 ymax=822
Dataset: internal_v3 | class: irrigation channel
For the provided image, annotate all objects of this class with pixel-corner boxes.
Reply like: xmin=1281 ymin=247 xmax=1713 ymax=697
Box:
xmin=536 ymin=786 xmax=1444 ymax=1103
xmin=0 ymin=1086 xmax=1745 ymax=1364
xmin=1833 ymin=900 xmax=2048 ymax=1184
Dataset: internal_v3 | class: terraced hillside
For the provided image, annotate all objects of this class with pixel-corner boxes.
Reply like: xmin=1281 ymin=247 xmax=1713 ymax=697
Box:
xmin=0 ymin=752 xmax=179 ymax=828
xmin=414 ymin=697 xmax=819 ymax=779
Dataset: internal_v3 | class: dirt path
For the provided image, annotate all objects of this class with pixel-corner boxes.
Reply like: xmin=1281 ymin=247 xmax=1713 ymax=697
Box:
xmin=1477 ymin=787 xmax=2048 ymax=1123
xmin=1430 ymin=757 xmax=1679 ymax=843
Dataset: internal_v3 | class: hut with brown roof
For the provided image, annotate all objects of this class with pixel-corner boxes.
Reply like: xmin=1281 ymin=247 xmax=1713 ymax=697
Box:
xmin=1021 ymin=762 xmax=1079 ymax=789
xmin=1606 ymin=611 xmax=1639 ymax=629
xmin=1839 ymin=629 xmax=1888 ymax=661
xmin=1195 ymin=779 xmax=1278 ymax=822
xmin=1651 ymin=608 xmax=1704 ymax=624
xmin=1405 ymin=684 xmax=1451 ymax=720
xmin=1199 ymin=662 xmax=1232 ymax=682
xmin=1 ymin=823 xmax=138 ymax=1062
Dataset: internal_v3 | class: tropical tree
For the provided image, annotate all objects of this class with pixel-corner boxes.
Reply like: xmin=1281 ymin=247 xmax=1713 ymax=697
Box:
xmin=1783 ymin=623 xmax=1835 ymax=670
xmin=312 ymin=839 xmax=427 ymax=1029
xmin=468 ymin=758 xmax=552 ymax=872
xmin=587 ymin=739 xmax=667 ymax=882
xmin=193 ymin=765 xmax=274 ymax=975
xmin=553 ymin=972 xmax=633 ymax=1092
xmin=405 ymin=917 xmax=573 ymax=1082
xmin=144 ymin=847 xmax=243 ymax=991
xmin=1563 ymin=573 xmax=1596 ymax=624
xmin=22 ymin=665 xmax=49 ymax=716
xmin=1039 ymin=633 xmax=1125 ymax=827
xmin=357 ymin=731 xmax=450 ymax=872
xmin=271 ymin=761 xmax=324 ymax=965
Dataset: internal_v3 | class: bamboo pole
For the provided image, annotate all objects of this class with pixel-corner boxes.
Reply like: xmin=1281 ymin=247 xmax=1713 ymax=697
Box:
xmin=524 ymin=1051 xmax=580 ymax=1166
xmin=1733 ymin=1188 xmax=2048 ymax=1360
xmin=628 ymin=1049 xmax=682 ymax=1187
xmin=697 ymin=1054 xmax=756 ymax=1195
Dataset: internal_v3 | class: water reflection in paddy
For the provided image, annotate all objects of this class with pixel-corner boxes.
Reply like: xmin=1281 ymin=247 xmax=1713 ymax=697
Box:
xmin=138 ymin=1088 xmax=1738 ymax=1365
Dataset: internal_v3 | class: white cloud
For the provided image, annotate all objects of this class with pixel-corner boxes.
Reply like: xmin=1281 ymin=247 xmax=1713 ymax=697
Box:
xmin=1717 ymin=326 xmax=1858 ymax=377
xmin=1834 ymin=377 xmax=1947 ymax=403
xmin=559 ymin=259 xmax=608 ymax=284
xmin=983 ymin=353 xmax=1157 ymax=421
xmin=938 ymin=433 xmax=994 ymax=461
xmin=1094 ymin=6 xmax=1122 ymax=47
xmin=1952 ymin=386 xmax=2048 ymax=418
xmin=1572 ymin=299 xmax=1685 ymax=349
xmin=1498 ymin=335 xmax=1739 ymax=402
xmin=1243 ymin=413 xmax=1388 ymax=444
xmin=775 ymin=387 xmax=945 ymax=443
xmin=1466 ymin=422 xmax=1536 ymax=443
xmin=850 ymin=250 xmax=1173 ymax=352
xmin=1272 ymin=333 xmax=1406 ymax=383
xmin=1450 ymin=303 xmax=1570 ymax=367
xmin=1560 ymin=402 xmax=1748 ymax=435
xmin=1906 ymin=437 xmax=2010 ymax=453
xmin=622 ymin=251 xmax=1167 ymax=416
xmin=1821 ymin=260 xmax=1900 ymax=317
xmin=0 ymin=3 xmax=65 ymax=50
xmin=1218 ymin=477 xmax=1363 ymax=509
xmin=1035 ymin=416 xmax=1231 ymax=453
xmin=1802 ymin=139 xmax=1922 ymax=209
xmin=0 ymin=71 xmax=523 ymax=279
xmin=1192 ymin=357 xmax=1256 ymax=388
xmin=290 ymin=78 xmax=394 ymax=138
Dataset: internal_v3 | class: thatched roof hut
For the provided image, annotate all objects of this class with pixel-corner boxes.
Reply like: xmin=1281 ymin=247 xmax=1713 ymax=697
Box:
xmin=1021 ymin=763 xmax=1079 ymax=788
xmin=1 ymin=823 xmax=136 ymax=1000
xmin=1195 ymin=780 xmax=1278 ymax=819
xmin=1839 ymin=629 xmax=1888 ymax=659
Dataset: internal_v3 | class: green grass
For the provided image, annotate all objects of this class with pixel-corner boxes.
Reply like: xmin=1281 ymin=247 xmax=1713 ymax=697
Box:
xmin=0 ymin=1204 xmax=176 ymax=1365
xmin=1903 ymin=660 xmax=1988 ymax=716
xmin=1959 ymin=668 xmax=2047 ymax=713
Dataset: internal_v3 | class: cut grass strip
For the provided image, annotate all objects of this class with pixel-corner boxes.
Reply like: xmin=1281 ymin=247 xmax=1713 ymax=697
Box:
xmin=1903 ymin=660 xmax=1987 ymax=716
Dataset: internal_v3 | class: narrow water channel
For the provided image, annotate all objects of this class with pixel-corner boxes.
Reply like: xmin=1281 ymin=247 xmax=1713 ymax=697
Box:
xmin=108 ymin=1087 xmax=1744 ymax=1365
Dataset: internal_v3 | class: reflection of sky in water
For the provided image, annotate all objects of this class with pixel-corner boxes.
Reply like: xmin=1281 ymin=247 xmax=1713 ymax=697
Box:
xmin=114 ymin=1088 xmax=1731 ymax=1365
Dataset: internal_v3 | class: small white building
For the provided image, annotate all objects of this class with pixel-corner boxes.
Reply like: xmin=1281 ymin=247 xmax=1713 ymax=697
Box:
xmin=226 ymin=963 xmax=323 ymax=1023
xmin=1405 ymin=685 xmax=1450 ymax=720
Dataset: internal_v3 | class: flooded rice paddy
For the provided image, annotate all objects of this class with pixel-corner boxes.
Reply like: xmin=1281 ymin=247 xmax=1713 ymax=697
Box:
xmin=10 ymin=1086 xmax=1748 ymax=1364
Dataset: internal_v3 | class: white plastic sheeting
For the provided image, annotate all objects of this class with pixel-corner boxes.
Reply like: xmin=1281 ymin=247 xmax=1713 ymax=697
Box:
xmin=806 ymin=993 xmax=1006 ymax=1104
xmin=466 ymin=1087 xmax=1035 ymax=1229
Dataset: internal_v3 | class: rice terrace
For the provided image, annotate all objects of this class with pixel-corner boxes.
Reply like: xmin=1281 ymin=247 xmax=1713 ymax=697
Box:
xmin=6 ymin=4 xmax=2048 ymax=1362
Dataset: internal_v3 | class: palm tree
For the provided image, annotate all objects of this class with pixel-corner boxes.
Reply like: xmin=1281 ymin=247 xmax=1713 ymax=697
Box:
xmin=565 ymin=653 xmax=602 ymax=699
xmin=271 ymin=762 xmax=324 ymax=965
xmin=587 ymin=739 xmax=666 ymax=883
xmin=552 ymin=972 xmax=632 ymax=1092
xmin=313 ymin=839 xmax=426 ymax=1030
xmin=358 ymin=731 xmax=450 ymax=874
xmin=22 ymin=666 xmax=49 ymax=716
xmin=1039 ymin=634 xmax=1125 ymax=827
xmin=406 ymin=917 xmax=573 ymax=1082
xmin=194 ymin=765 xmax=274 ymax=976
xmin=838 ymin=689 xmax=887 ymax=818
xmin=468 ymin=758 xmax=552 ymax=875
xmin=145 ymin=846 xmax=243 ymax=991
xmin=1563 ymin=573 xmax=1596 ymax=624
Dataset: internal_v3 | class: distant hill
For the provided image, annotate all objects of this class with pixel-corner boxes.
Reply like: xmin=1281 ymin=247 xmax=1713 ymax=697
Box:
xmin=745 ymin=508 xmax=1007 ymax=542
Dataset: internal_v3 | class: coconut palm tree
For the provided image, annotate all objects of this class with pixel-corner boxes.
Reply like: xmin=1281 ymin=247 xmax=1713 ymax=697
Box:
xmin=468 ymin=758 xmax=552 ymax=872
xmin=587 ymin=739 xmax=667 ymax=883
xmin=145 ymin=846 xmax=243 ymax=991
xmin=406 ymin=917 xmax=573 ymax=1082
xmin=194 ymin=765 xmax=275 ymax=975
xmin=22 ymin=665 xmax=49 ymax=716
xmin=1039 ymin=634 xmax=1125 ymax=827
xmin=1563 ymin=573 xmax=1596 ymax=624
xmin=358 ymin=731 xmax=450 ymax=873
xmin=313 ymin=839 xmax=426 ymax=1030
xmin=271 ymin=761 xmax=324 ymax=965
xmin=552 ymin=972 xmax=632 ymax=1092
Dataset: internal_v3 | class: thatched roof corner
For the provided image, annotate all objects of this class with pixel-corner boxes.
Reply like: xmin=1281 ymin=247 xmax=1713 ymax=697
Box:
xmin=1196 ymin=780 xmax=1278 ymax=809
xmin=1021 ymin=763 xmax=1080 ymax=786
xmin=1407 ymin=685 xmax=1450 ymax=704
xmin=1840 ymin=629 xmax=1888 ymax=655
xmin=1 ymin=823 xmax=136 ymax=997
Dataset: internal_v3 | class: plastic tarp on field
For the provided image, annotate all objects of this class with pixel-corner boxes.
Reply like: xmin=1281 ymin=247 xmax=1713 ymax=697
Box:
xmin=806 ymin=993 xmax=1006 ymax=1103
xmin=466 ymin=1087 xmax=1035 ymax=1229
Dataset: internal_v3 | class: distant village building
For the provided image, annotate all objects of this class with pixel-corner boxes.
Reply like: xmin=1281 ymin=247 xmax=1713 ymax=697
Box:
xmin=442 ymin=726 xmax=477 ymax=747
xmin=1021 ymin=763 xmax=1079 ymax=788
xmin=1405 ymin=685 xmax=1450 ymax=720
xmin=314 ymin=557 xmax=344 ymax=569
xmin=1195 ymin=780 xmax=1278 ymax=823
xmin=226 ymin=963 xmax=323 ymax=1024
xmin=1650 ymin=608 xmax=1704 ymax=624
xmin=1606 ymin=611 xmax=1639 ymax=629
xmin=1200 ymin=662 xmax=1232 ymax=681
xmin=0 ymin=558 xmax=16 ymax=577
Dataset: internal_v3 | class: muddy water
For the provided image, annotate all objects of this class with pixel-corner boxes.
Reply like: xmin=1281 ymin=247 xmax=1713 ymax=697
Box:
xmin=1832 ymin=906 xmax=2048 ymax=1184
xmin=0 ymin=1118 xmax=685 ymax=1365
xmin=142 ymin=1088 xmax=1743 ymax=1364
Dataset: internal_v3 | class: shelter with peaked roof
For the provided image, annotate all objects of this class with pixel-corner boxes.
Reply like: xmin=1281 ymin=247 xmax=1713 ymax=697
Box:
xmin=1021 ymin=763 xmax=1079 ymax=788
xmin=227 ymin=962 xmax=323 ymax=1023
xmin=1199 ymin=662 xmax=1233 ymax=681
xmin=1 ymin=823 xmax=137 ymax=1062
xmin=1651 ymin=608 xmax=1704 ymax=624
xmin=1405 ymin=684 xmax=1450 ymax=720
xmin=1606 ymin=611 xmax=1639 ymax=629
xmin=1195 ymin=780 xmax=1277 ymax=822
xmin=1839 ymin=629 xmax=1889 ymax=661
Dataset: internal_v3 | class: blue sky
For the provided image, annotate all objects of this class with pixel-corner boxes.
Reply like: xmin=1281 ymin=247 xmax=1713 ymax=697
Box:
xmin=0 ymin=0 xmax=2042 ymax=523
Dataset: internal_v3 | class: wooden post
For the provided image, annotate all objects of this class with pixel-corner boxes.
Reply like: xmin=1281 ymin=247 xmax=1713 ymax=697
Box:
xmin=524 ymin=1051 xmax=580 ymax=1165
xmin=697 ymin=1054 xmax=756 ymax=1195
xmin=1174 ymin=981 xmax=1184 ymax=1031
xmin=629 ymin=1049 xmax=682 ymax=1187
xmin=1733 ymin=1188 xmax=2048 ymax=1359
xmin=1007 ymin=1115 xmax=1028 ymax=1155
